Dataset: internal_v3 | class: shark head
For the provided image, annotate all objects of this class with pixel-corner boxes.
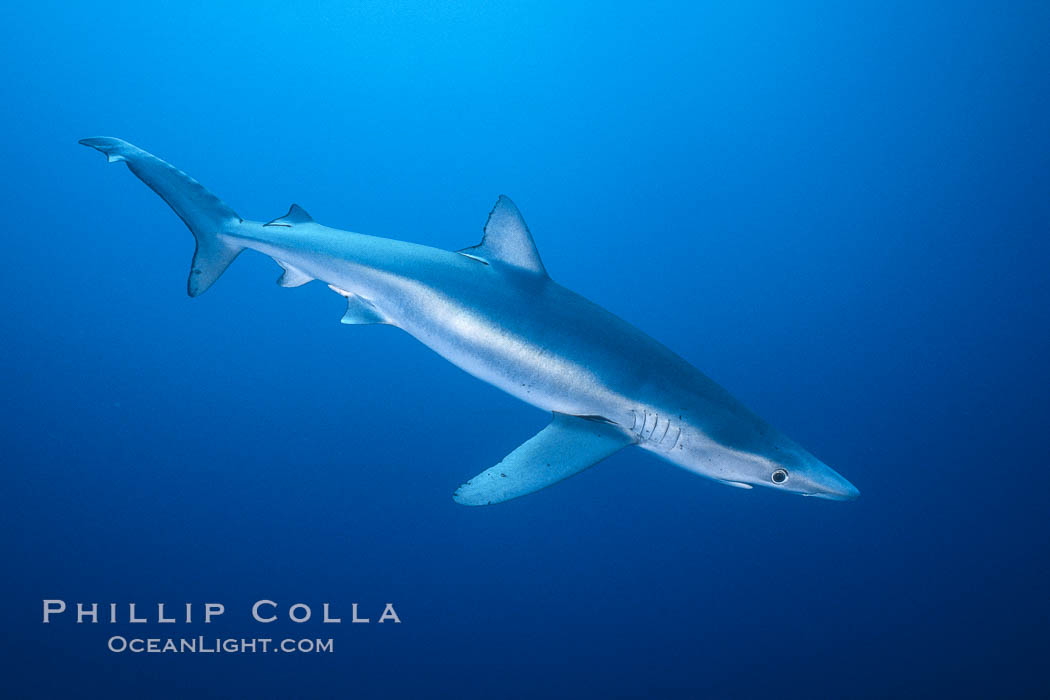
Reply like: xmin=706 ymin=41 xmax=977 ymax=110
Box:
xmin=713 ymin=451 xmax=859 ymax=500
xmin=689 ymin=417 xmax=860 ymax=501
xmin=766 ymin=455 xmax=860 ymax=501
xmin=713 ymin=457 xmax=860 ymax=501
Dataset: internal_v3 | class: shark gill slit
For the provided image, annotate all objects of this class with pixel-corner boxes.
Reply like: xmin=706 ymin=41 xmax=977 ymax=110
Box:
xmin=629 ymin=409 xmax=682 ymax=451
xmin=657 ymin=417 xmax=671 ymax=444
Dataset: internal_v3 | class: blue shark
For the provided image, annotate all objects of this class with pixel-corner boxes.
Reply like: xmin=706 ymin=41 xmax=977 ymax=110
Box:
xmin=80 ymin=137 xmax=859 ymax=505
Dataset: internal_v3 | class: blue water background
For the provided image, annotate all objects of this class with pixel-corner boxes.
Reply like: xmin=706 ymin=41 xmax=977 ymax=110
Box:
xmin=2 ymin=2 xmax=1048 ymax=697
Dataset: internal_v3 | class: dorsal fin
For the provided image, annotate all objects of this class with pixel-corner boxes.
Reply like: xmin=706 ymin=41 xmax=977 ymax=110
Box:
xmin=458 ymin=196 xmax=547 ymax=277
xmin=264 ymin=203 xmax=314 ymax=227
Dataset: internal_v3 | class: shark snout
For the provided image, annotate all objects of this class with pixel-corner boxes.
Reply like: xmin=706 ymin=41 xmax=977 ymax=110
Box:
xmin=803 ymin=466 xmax=860 ymax=501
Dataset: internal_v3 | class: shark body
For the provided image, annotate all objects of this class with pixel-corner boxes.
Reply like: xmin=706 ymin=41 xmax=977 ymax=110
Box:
xmin=81 ymin=137 xmax=859 ymax=504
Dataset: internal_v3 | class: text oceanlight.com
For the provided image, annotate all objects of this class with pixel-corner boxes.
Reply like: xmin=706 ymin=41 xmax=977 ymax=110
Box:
xmin=107 ymin=636 xmax=334 ymax=654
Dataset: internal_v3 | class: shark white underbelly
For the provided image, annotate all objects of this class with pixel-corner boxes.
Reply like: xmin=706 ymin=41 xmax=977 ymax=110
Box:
xmin=81 ymin=137 xmax=859 ymax=505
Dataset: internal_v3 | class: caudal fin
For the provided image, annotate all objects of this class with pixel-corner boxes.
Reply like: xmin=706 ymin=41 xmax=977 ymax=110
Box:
xmin=79 ymin=137 xmax=244 ymax=296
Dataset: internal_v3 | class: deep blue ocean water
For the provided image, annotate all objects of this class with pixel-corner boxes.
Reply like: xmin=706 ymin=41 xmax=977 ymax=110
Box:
xmin=2 ymin=2 xmax=1048 ymax=698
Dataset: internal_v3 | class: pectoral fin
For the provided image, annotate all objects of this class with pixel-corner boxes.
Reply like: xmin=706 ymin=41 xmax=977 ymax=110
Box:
xmin=453 ymin=413 xmax=634 ymax=506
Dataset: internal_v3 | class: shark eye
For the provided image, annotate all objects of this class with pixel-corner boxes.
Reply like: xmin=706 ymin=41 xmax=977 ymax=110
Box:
xmin=771 ymin=469 xmax=789 ymax=484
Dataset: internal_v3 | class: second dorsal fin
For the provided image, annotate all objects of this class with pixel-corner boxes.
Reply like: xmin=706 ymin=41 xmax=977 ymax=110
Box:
xmin=458 ymin=196 xmax=547 ymax=277
xmin=264 ymin=203 xmax=314 ymax=227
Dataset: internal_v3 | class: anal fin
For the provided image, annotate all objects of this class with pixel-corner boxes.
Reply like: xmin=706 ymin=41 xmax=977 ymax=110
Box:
xmin=276 ymin=262 xmax=313 ymax=288
xmin=328 ymin=285 xmax=387 ymax=325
